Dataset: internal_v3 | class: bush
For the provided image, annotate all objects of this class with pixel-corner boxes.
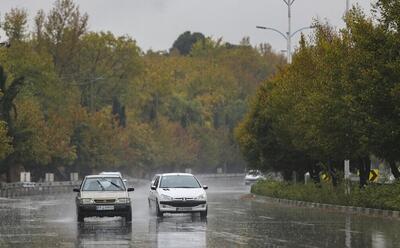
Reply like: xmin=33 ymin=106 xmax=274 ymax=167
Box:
xmin=251 ymin=180 xmax=400 ymax=211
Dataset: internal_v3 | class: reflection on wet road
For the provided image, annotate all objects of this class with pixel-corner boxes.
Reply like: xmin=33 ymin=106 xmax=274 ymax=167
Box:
xmin=0 ymin=177 xmax=400 ymax=247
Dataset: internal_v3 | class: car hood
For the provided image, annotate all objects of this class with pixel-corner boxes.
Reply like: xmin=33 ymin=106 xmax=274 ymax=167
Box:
xmin=245 ymin=175 xmax=262 ymax=180
xmin=80 ymin=191 xmax=128 ymax=199
xmin=157 ymin=188 xmax=205 ymax=198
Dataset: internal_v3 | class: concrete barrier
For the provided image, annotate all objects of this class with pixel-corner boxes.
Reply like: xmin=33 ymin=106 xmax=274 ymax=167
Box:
xmin=0 ymin=181 xmax=81 ymax=198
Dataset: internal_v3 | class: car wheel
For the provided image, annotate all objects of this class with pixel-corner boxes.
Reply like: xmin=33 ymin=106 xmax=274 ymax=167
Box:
xmin=156 ymin=200 xmax=163 ymax=217
xmin=77 ymin=210 xmax=85 ymax=222
xmin=125 ymin=211 xmax=132 ymax=222
xmin=200 ymin=207 xmax=208 ymax=218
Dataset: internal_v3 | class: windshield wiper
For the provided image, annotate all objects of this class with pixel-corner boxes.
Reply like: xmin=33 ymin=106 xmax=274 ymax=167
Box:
xmin=96 ymin=180 xmax=105 ymax=191
xmin=102 ymin=178 xmax=123 ymax=190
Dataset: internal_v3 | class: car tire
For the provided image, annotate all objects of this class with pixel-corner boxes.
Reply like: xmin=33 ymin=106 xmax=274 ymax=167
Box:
xmin=156 ymin=200 xmax=163 ymax=217
xmin=125 ymin=211 xmax=132 ymax=222
xmin=77 ymin=210 xmax=85 ymax=222
xmin=200 ymin=207 xmax=207 ymax=218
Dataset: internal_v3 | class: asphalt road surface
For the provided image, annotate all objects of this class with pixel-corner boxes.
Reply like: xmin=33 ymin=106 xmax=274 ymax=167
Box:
xmin=0 ymin=177 xmax=399 ymax=248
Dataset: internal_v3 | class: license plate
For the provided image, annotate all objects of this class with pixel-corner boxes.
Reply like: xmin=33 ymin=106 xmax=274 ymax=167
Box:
xmin=176 ymin=207 xmax=192 ymax=211
xmin=96 ymin=205 xmax=114 ymax=211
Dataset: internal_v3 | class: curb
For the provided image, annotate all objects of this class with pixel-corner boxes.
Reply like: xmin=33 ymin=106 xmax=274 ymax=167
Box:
xmin=253 ymin=194 xmax=400 ymax=220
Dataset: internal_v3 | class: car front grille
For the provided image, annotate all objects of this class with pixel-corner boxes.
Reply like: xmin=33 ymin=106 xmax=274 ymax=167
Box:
xmin=173 ymin=197 xmax=194 ymax=201
xmin=160 ymin=200 xmax=206 ymax=207
xmin=94 ymin=199 xmax=115 ymax=204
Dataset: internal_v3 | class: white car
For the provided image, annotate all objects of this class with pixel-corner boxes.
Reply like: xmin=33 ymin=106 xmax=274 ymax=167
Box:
xmin=74 ymin=174 xmax=134 ymax=222
xmin=245 ymin=170 xmax=265 ymax=185
xmin=148 ymin=173 xmax=208 ymax=218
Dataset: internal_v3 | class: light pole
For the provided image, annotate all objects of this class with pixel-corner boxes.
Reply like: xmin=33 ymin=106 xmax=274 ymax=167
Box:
xmin=284 ymin=0 xmax=294 ymax=64
xmin=257 ymin=0 xmax=313 ymax=63
xmin=346 ymin=0 xmax=350 ymax=13
xmin=256 ymin=25 xmax=314 ymax=63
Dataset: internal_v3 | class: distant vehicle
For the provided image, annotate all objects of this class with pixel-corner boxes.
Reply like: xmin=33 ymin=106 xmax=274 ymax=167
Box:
xmin=100 ymin=172 xmax=128 ymax=185
xmin=73 ymin=174 xmax=134 ymax=222
xmin=244 ymin=170 xmax=265 ymax=185
xmin=148 ymin=173 xmax=208 ymax=218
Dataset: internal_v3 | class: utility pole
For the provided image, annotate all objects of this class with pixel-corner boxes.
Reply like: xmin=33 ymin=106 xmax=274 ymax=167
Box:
xmin=346 ymin=0 xmax=350 ymax=13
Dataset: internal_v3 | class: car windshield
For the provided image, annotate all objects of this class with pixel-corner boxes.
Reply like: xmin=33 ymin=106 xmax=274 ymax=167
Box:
xmin=248 ymin=171 xmax=261 ymax=176
xmin=159 ymin=175 xmax=201 ymax=188
xmin=82 ymin=177 xmax=125 ymax=191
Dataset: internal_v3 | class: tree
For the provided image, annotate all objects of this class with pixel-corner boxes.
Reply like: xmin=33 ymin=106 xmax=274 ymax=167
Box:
xmin=2 ymin=8 xmax=28 ymax=42
xmin=171 ymin=31 xmax=205 ymax=55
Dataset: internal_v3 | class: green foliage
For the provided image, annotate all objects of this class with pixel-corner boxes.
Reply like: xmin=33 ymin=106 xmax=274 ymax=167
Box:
xmin=252 ymin=180 xmax=400 ymax=211
xmin=236 ymin=2 xmax=400 ymax=184
xmin=0 ymin=0 xmax=285 ymax=180
xmin=0 ymin=121 xmax=12 ymax=160
xmin=171 ymin=31 xmax=205 ymax=55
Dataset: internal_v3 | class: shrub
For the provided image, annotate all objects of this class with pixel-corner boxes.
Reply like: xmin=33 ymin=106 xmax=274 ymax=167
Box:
xmin=252 ymin=180 xmax=400 ymax=211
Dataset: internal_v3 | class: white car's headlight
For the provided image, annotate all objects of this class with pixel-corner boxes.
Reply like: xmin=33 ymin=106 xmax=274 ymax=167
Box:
xmin=195 ymin=193 xmax=206 ymax=200
xmin=81 ymin=198 xmax=94 ymax=204
xmin=160 ymin=194 xmax=173 ymax=201
xmin=116 ymin=198 xmax=130 ymax=204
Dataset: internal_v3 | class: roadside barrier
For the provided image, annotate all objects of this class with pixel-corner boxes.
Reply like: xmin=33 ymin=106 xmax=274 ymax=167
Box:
xmin=0 ymin=181 xmax=81 ymax=198
xmin=0 ymin=178 xmax=150 ymax=198
xmin=0 ymin=175 xmax=241 ymax=198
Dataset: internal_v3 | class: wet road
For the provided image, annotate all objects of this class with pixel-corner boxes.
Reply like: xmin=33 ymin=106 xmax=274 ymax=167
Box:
xmin=0 ymin=177 xmax=400 ymax=248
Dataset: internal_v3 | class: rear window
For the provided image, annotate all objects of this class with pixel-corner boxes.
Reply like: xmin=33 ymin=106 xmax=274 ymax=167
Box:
xmin=82 ymin=177 xmax=125 ymax=191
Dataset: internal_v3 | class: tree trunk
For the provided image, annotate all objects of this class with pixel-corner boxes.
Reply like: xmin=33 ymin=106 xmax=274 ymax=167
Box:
xmin=309 ymin=163 xmax=321 ymax=184
xmin=358 ymin=156 xmax=371 ymax=188
xmin=389 ymin=160 xmax=400 ymax=179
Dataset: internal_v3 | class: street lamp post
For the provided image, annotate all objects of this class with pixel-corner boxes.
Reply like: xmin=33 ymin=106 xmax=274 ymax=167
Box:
xmin=346 ymin=0 xmax=350 ymax=13
xmin=257 ymin=0 xmax=313 ymax=63
xmin=256 ymin=25 xmax=313 ymax=63
xmin=284 ymin=0 xmax=295 ymax=64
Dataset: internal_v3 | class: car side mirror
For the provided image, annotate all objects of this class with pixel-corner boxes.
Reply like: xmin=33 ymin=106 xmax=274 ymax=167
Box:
xmin=203 ymin=185 xmax=208 ymax=190
xmin=127 ymin=187 xmax=134 ymax=192
xmin=73 ymin=188 xmax=80 ymax=192
xmin=151 ymin=185 xmax=156 ymax=190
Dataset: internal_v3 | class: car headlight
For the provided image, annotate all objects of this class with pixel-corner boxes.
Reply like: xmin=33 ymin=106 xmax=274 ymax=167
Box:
xmin=195 ymin=193 xmax=206 ymax=200
xmin=116 ymin=198 xmax=130 ymax=204
xmin=160 ymin=194 xmax=173 ymax=201
xmin=80 ymin=198 xmax=94 ymax=204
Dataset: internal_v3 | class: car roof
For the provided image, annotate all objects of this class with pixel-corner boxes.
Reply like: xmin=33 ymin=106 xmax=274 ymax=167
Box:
xmin=99 ymin=172 xmax=122 ymax=175
xmin=85 ymin=174 xmax=121 ymax=178
xmin=159 ymin=173 xmax=194 ymax=177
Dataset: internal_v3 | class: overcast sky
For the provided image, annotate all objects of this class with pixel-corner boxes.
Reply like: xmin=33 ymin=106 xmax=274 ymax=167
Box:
xmin=0 ymin=0 xmax=375 ymax=53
